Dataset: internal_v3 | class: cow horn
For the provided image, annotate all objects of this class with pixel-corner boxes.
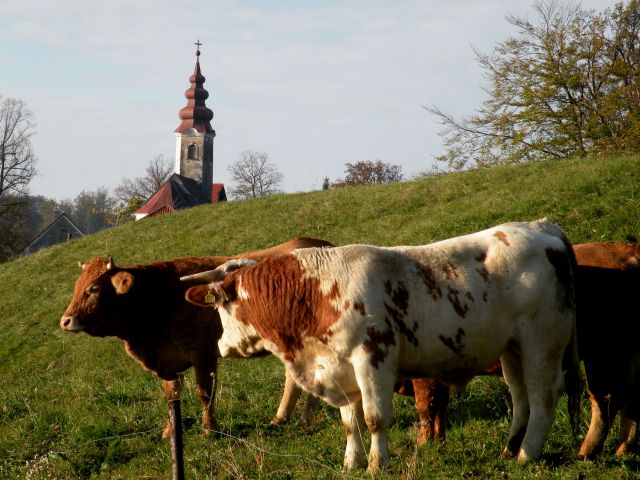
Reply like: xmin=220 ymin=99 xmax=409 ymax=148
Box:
xmin=106 ymin=257 xmax=114 ymax=270
xmin=78 ymin=261 xmax=85 ymax=270
xmin=180 ymin=270 xmax=219 ymax=282
xmin=180 ymin=258 xmax=258 ymax=283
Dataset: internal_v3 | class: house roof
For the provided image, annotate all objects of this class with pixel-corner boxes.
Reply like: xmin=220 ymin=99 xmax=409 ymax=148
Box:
xmin=211 ymin=183 xmax=227 ymax=203
xmin=134 ymin=174 xmax=215 ymax=219
xmin=25 ymin=212 xmax=84 ymax=253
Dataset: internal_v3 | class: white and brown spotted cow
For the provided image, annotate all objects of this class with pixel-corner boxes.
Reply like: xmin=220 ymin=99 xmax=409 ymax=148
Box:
xmin=183 ymin=220 xmax=580 ymax=473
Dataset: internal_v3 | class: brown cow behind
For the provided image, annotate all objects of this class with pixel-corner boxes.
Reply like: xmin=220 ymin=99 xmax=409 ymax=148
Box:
xmin=60 ymin=237 xmax=332 ymax=438
xmin=573 ymin=242 xmax=640 ymax=458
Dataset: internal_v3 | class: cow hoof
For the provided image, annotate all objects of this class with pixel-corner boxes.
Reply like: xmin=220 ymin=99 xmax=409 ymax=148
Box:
xmin=270 ymin=416 xmax=287 ymax=426
xmin=614 ymin=444 xmax=631 ymax=457
xmin=161 ymin=426 xmax=172 ymax=440
xmin=499 ymin=447 xmax=516 ymax=459
xmin=202 ymin=421 xmax=219 ymax=436
xmin=343 ymin=455 xmax=367 ymax=471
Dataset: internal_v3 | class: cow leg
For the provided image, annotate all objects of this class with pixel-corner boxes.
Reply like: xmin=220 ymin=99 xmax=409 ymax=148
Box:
xmin=413 ymin=378 xmax=449 ymax=446
xmin=194 ymin=361 xmax=218 ymax=435
xmin=515 ymin=346 xmax=565 ymax=462
xmin=271 ymin=370 xmax=303 ymax=425
xmin=301 ymin=393 xmax=321 ymax=426
xmin=340 ymin=401 xmax=367 ymax=470
xmin=499 ymin=349 xmax=529 ymax=458
xmin=614 ymin=399 xmax=639 ymax=457
xmin=351 ymin=360 xmax=394 ymax=474
xmin=162 ymin=376 xmax=184 ymax=440
xmin=578 ymin=392 xmax=619 ymax=459
xmin=271 ymin=369 xmax=321 ymax=426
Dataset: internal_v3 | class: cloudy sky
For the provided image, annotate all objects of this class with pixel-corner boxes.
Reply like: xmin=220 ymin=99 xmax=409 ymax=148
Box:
xmin=1 ymin=0 xmax=611 ymax=200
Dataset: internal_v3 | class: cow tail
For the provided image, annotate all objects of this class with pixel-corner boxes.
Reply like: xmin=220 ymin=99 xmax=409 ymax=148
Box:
xmin=533 ymin=218 xmax=582 ymax=436
xmin=561 ymin=231 xmax=582 ymax=439
xmin=563 ymin=316 xmax=581 ymax=438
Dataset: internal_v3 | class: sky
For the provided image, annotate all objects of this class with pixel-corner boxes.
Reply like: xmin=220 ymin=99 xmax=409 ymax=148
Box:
xmin=1 ymin=0 xmax=613 ymax=201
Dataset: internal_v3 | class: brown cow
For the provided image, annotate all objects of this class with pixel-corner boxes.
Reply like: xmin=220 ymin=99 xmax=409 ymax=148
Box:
xmin=395 ymin=362 xmax=502 ymax=445
xmin=573 ymin=242 xmax=640 ymax=458
xmin=60 ymin=237 xmax=332 ymax=438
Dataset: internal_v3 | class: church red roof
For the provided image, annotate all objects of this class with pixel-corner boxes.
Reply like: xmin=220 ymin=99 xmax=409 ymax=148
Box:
xmin=211 ymin=183 xmax=227 ymax=203
xmin=134 ymin=175 xmax=226 ymax=220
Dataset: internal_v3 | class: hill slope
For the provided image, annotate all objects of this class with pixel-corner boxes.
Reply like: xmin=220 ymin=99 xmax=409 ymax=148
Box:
xmin=1 ymin=154 xmax=639 ymax=478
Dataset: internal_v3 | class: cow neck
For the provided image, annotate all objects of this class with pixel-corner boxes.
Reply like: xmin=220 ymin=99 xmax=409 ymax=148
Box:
xmin=113 ymin=265 xmax=182 ymax=340
xmin=226 ymin=254 xmax=341 ymax=361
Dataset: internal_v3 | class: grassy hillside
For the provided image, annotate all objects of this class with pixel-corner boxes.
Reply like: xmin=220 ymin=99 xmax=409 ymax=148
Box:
xmin=1 ymin=154 xmax=639 ymax=479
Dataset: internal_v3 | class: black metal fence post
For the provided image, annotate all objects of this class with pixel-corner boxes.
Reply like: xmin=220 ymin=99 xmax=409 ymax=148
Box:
xmin=168 ymin=399 xmax=185 ymax=480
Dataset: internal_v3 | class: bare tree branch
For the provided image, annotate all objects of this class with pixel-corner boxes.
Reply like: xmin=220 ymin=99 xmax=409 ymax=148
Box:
xmin=228 ymin=150 xmax=284 ymax=199
xmin=114 ymin=154 xmax=173 ymax=204
xmin=0 ymin=97 xmax=36 ymax=221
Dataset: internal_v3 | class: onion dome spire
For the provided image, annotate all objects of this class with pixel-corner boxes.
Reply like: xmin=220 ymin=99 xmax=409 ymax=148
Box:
xmin=175 ymin=40 xmax=214 ymax=134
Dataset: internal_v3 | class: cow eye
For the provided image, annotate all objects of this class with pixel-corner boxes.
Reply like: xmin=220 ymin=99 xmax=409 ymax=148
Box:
xmin=88 ymin=284 xmax=101 ymax=295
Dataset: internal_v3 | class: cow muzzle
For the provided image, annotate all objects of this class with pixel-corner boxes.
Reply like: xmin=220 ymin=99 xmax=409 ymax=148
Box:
xmin=60 ymin=315 xmax=82 ymax=332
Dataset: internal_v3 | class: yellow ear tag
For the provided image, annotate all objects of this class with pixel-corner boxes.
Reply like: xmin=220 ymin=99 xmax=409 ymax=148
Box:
xmin=204 ymin=291 xmax=216 ymax=304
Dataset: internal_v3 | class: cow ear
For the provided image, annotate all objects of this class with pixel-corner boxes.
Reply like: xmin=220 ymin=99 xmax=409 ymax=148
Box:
xmin=185 ymin=284 xmax=227 ymax=307
xmin=111 ymin=271 xmax=134 ymax=294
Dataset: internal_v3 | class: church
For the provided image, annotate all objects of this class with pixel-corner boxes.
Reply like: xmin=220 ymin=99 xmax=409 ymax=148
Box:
xmin=134 ymin=43 xmax=226 ymax=221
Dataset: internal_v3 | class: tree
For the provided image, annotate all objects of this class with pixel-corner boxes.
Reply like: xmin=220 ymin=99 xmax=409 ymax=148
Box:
xmin=113 ymin=154 xmax=173 ymax=221
xmin=332 ymin=160 xmax=403 ymax=187
xmin=71 ymin=188 xmax=116 ymax=233
xmin=427 ymin=0 xmax=640 ymax=170
xmin=114 ymin=154 xmax=173 ymax=204
xmin=0 ymin=97 xmax=36 ymax=221
xmin=0 ymin=201 xmax=29 ymax=262
xmin=228 ymin=150 xmax=284 ymax=199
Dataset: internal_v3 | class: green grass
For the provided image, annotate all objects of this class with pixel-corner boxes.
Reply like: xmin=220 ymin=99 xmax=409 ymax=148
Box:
xmin=2 ymin=154 xmax=640 ymax=478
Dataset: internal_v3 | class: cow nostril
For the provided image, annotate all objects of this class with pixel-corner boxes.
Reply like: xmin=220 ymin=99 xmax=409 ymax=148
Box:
xmin=61 ymin=317 xmax=71 ymax=328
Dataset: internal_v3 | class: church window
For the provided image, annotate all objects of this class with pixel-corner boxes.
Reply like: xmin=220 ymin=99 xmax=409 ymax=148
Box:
xmin=187 ymin=143 xmax=197 ymax=160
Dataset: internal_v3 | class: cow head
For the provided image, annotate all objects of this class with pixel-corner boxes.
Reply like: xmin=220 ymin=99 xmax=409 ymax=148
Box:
xmin=60 ymin=257 xmax=136 ymax=337
xmin=182 ymin=259 xmax=265 ymax=358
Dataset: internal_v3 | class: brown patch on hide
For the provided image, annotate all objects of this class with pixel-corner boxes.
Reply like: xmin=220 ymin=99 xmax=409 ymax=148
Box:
xmin=439 ymin=328 xmax=466 ymax=356
xmin=417 ymin=264 xmax=442 ymax=300
xmin=384 ymin=279 xmax=410 ymax=313
xmin=494 ymin=231 xmax=510 ymax=246
xmin=474 ymin=250 xmax=489 ymax=282
xmin=443 ymin=261 xmax=459 ymax=279
xmin=225 ymin=254 xmax=343 ymax=362
xmin=365 ymin=413 xmax=384 ymax=433
xmin=384 ymin=280 xmax=419 ymax=347
xmin=354 ymin=302 xmax=367 ymax=316
xmin=363 ymin=319 xmax=396 ymax=369
xmin=447 ymin=287 xmax=470 ymax=318
xmin=476 ymin=265 xmax=489 ymax=282
xmin=545 ymin=247 xmax=575 ymax=310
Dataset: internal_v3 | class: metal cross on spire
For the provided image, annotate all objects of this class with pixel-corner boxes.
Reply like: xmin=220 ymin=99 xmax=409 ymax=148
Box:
xmin=195 ymin=39 xmax=202 ymax=56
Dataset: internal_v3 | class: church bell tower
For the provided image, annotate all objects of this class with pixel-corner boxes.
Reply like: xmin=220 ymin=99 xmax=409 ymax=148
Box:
xmin=174 ymin=40 xmax=215 ymax=199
